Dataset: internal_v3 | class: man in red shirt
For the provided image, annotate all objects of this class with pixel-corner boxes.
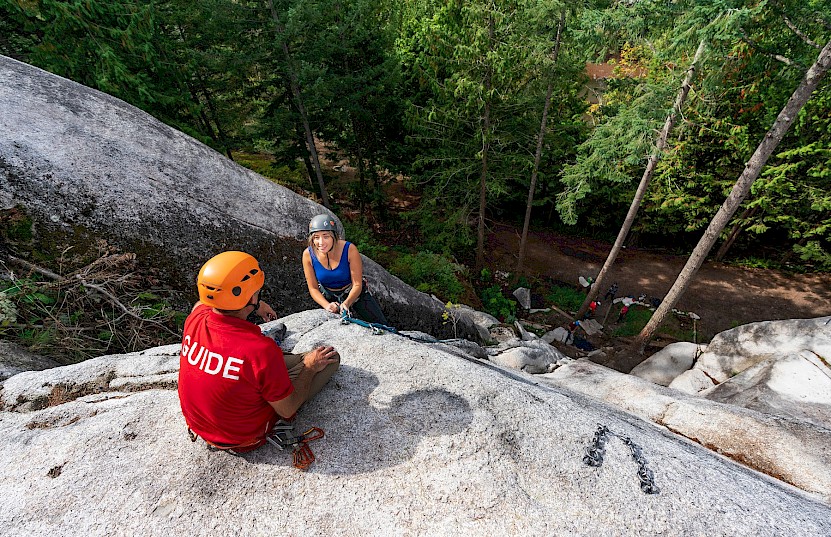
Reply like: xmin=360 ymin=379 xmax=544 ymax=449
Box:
xmin=178 ymin=251 xmax=340 ymax=451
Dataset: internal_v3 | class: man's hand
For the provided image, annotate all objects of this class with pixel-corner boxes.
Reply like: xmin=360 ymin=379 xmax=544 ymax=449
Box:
xmin=303 ymin=346 xmax=339 ymax=373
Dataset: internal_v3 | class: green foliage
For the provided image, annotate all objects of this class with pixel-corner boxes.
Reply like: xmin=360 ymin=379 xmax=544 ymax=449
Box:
xmin=342 ymin=219 xmax=390 ymax=262
xmin=233 ymin=152 xmax=308 ymax=191
xmin=479 ymin=285 xmax=516 ymax=323
xmin=545 ymin=285 xmax=584 ymax=313
xmin=389 ymin=251 xmax=465 ymax=302
xmin=611 ymin=307 xmax=652 ymax=337
xmin=398 ymin=0 xmax=580 ymax=244
xmin=400 ymin=204 xmax=476 ymax=256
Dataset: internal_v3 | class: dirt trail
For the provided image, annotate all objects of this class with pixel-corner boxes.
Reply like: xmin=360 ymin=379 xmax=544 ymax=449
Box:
xmin=486 ymin=223 xmax=831 ymax=338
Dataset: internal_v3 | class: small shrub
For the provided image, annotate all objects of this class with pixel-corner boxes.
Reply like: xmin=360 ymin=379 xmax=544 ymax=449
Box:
xmin=480 ymin=285 xmax=516 ymax=323
xmin=546 ymin=285 xmax=584 ymax=313
xmin=389 ymin=251 xmax=465 ymax=302
xmin=342 ymin=220 xmax=389 ymax=262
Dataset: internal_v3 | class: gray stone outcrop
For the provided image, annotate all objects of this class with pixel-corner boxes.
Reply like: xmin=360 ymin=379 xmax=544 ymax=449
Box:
xmin=2 ymin=310 xmax=830 ymax=536
xmin=0 ymin=55 xmax=475 ymax=339
xmin=0 ymin=340 xmax=61 ymax=381
xmin=685 ymin=316 xmax=831 ymax=388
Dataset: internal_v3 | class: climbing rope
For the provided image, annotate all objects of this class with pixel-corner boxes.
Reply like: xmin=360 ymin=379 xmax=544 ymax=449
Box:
xmin=583 ymin=424 xmax=660 ymax=495
xmin=266 ymin=421 xmax=325 ymax=470
xmin=339 ymin=309 xmax=460 ymax=344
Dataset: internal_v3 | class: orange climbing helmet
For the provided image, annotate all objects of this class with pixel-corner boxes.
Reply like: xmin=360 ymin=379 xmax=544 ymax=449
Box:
xmin=197 ymin=251 xmax=264 ymax=310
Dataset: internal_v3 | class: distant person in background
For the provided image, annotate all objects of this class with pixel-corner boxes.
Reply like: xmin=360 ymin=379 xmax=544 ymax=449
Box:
xmin=617 ymin=304 xmax=630 ymax=323
xmin=302 ymin=214 xmax=387 ymax=324
xmin=604 ymin=283 xmax=618 ymax=301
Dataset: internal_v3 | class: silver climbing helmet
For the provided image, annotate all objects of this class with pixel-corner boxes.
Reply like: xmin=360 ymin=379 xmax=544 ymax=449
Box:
xmin=308 ymin=214 xmax=338 ymax=237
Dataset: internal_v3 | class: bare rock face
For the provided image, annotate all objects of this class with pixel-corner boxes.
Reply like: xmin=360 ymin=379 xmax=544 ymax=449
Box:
xmin=2 ymin=310 xmax=831 ymax=535
xmin=0 ymin=55 xmax=474 ymax=339
xmin=542 ymin=359 xmax=831 ymax=505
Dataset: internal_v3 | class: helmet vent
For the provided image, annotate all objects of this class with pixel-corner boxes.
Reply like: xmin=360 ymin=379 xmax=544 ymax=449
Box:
xmin=232 ymin=286 xmax=242 ymax=296
xmin=241 ymin=275 xmax=250 ymax=282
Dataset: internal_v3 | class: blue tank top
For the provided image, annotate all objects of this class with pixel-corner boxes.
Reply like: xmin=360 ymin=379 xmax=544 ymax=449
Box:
xmin=309 ymin=242 xmax=352 ymax=289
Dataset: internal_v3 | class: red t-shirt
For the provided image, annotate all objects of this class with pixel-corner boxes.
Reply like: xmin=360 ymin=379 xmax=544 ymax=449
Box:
xmin=178 ymin=304 xmax=294 ymax=446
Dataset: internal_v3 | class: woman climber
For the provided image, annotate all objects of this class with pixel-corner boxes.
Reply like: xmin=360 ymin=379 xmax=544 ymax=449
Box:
xmin=301 ymin=214 xmax=388 ymax=325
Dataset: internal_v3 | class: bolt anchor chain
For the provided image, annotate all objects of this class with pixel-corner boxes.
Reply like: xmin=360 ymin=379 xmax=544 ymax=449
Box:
xmin=583 ymin=424 xmax=660 ymax=495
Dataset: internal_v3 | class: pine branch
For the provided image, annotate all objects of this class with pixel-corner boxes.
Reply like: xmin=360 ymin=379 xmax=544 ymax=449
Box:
xmin=739 ymin=28 xmax=799 ymax=68
xmin=782 ymin=16 xmax=820 ymax=49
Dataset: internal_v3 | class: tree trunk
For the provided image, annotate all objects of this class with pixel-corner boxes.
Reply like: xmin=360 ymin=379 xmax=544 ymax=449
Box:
xmin=475 ymin=16 xmax=495 ymax=270
xmin=633 ymin=36 xmax=831 ymax=354
xmin=577 ymin=40 xmax=706 ymax=319
xmin=356 ymin=146 xmax=367 ymax=213
xmin=714 ymin=205 xmax=758 ymax=261
xmin=267 ymin=0 xmax=330 ymax=208
xmin=517 ymin=12 xmax=565 ymax=273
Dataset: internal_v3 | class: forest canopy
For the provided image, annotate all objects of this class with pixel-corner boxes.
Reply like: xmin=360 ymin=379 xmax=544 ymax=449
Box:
xmin=2 ymin=0 xmax=830 ymax=272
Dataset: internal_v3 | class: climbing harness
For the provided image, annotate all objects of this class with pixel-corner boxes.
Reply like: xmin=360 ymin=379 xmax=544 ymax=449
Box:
xmin=583 ymin=424 xmax=660 ymax=495
xmin=187 ymin=421 xmax=325 ymax=470
xmin=266 ymin=422 xmax=325 ymax=471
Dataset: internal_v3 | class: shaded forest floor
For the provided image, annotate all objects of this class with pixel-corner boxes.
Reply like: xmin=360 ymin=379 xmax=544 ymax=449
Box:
xmin=484 ymin=223 xmax=831 ymax=367
xmin=320 ymin=152 xmax=831 ymax=362
xmin=486 ymin=222 xmax=831 ymax=335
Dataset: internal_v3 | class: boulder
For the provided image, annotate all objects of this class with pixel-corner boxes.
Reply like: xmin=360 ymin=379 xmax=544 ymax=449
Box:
xmin=668 ymin=368 xmax=717 ymax=394
xmin=487 ymin=324 xmax=517 ymax=344
xmin=512 ymin=287 xmax=531 ymax=310
xmin=453 ymin=305 xmax=499 ymax=343
xmin=487 ymin=340 xmax=567 ymax=374
xmin=541 ymin=359 xmax=831 ymax=504
xmin=630 ymin=342 xmax=702 ymax=386
xmin=542 ymin=327 xmax=569 ymax=344
xmin=514 ymin=320 xmax=537 ymax=341
xmin=2 ymin=311 xmax=830 ymax=535
xmin=702 ymin=350 xmax=831 ymax=429
xmin=0 ymin=55 xmax=475 ymax=340
xmin=692 ymin=317 xmax=831 ymax=386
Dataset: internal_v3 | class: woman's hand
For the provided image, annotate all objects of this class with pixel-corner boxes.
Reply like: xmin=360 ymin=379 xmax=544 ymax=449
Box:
xmin=325 ymin=302 xmax=340 ymax=314
xmin=256 ymin=301 xmax=277 ymax=321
